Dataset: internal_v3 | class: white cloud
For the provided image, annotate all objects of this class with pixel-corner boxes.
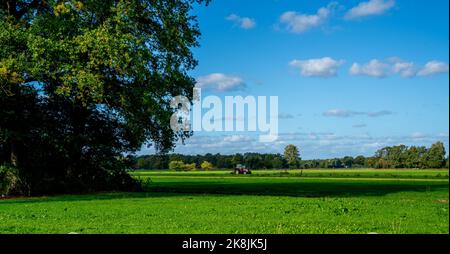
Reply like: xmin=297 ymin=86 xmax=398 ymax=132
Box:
xmin=350 ymin=58 xmax=449 ymax=78
xmin=226 ymin=14 xmax=256 ymax=29
xmin=290 ymin=57 xmax=344 ymax=77
xmin=391 ymin=59 xmax=417 ymax=78
xmin=345 ymin=0 xmax=395 ymax=20
xmin=417 ymin=61 xmax=450 ymax=76
xmin=278 ymin=3 xmax=336 ymax=33
xmin=349 ymin=59 xmax=389 ymax=78
xmin=438 ymin=133 xmax=449 ymax=138
xmin=196 ymin=73 xmax=245 ymax=92
xmin=411 ymin=132 xmax=427 ymax=139
xmin=224 ymin=135 xmax=252 ymax=142
xmin=323 ymin=109 xmax=359 ymax=118
xmin=323 ymin=109 xmax=393 ymax=118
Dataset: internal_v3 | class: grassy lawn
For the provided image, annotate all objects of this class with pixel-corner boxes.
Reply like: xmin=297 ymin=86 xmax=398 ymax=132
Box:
xmin=132 ymin=168 xmax=449 ymax=179
xmin=0 ymin=169 xmax=448 ymax=234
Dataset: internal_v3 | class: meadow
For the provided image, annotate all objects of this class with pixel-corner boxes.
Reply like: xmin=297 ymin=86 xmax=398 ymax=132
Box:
xmin=0 ymin=169 xmax=448 ymax=234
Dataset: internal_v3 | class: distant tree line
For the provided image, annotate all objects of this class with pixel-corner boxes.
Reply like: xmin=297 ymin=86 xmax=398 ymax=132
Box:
xmin=133 ymin=153 xmax=287 ymax=170
xmin=133 ymin=142 xmax=449 ymax=170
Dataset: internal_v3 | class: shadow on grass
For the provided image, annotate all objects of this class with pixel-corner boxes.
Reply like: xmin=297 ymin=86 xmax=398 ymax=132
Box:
xmin=146 ymin=180 xmax=449 ymax=198
xmin=1 ymin=179 xmax=448 ymax=204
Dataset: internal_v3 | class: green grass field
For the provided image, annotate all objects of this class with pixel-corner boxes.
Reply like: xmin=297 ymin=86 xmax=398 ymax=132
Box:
xmin=0 ymin=169 xmax=448 ymax=234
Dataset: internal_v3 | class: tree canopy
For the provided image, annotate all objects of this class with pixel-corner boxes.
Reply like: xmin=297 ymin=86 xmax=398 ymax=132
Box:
xmin=283 ymin=144 xmax=301 ymax=169
xmin=0 ymin=0 xmax=208 ymax=194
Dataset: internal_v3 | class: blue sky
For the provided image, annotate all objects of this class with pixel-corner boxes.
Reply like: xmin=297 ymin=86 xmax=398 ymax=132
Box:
xmin=141 ymin=0 xmax=449 ymax=159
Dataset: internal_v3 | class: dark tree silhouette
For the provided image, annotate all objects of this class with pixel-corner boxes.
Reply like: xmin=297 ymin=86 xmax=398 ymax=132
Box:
xmin=0 ymin=0 xmax=209 ymax=195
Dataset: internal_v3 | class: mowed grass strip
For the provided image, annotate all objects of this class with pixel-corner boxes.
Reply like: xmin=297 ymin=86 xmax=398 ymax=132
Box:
xmin=131 ymin=169 xmax=449 ymax=179
xmin=0 ymin=170 xmax=448 ymax=234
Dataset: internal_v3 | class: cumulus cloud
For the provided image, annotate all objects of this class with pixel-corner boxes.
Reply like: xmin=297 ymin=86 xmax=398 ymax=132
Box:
xmin=345 ymin=0 xmax=395 ymax=20
xmin=389 ymin=57 xmax=418 ymax=78
xmin=278 ymin=3 xmax=337 ymax=33
xmin=290 ymin=57 xmax=344 ymax=77
xmin=196 ymin=73 xmax=245 ymax=92
xmin=350 ymin=59 xmax=450 ymax=78
xmin=323 ymin=109 xmax=362 ymax=118
xmin=224 ymin=135 xmax=253 ymax=142
xmin=349 ymin=59 xmax=390 ymax=78
xmin=226 ymin=14 xmax=256 ymax=29
xmin=417 ymin=61 xmax=450 ymax=76
xmin=323 ymin=109 xmax=393 ymax=118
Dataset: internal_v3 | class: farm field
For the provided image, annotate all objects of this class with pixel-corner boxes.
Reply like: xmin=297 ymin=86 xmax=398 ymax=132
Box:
xmin=132 ymin=168 xmax=450 ymax=179
xmin=0 ymin=169 xmax=448 ymax=234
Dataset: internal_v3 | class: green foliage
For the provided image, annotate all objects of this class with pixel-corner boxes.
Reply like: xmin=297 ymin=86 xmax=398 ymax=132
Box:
xmin=168 ymin=160 xmax=196 ymax=171
xmin=133 ymin=153 xmax=287 ymax=170
xmin=183 ymin=163 xmax=197 ymax=171
xmin=0 ymin=165 xmax=21 ymax=196
xmin=271 ymin=156 xmax=284 ymax=169
xmin=284 ymin=144 xmax=301 ymax=169
xmin=231 ymin=154 xmax=243 ymax=165
xmin=373 ymin=142 xmax=447 ymax=169
xmin=169 ymin=160 xmax=186 ymax=171
xmin=354 ymin=155 xmax=366 ymax=167
xmin=425 ymin=142 xmax=446 ymax=168
xmin=0 ymin=0 xmax=208 ymax=195
xmin=200 ymin=161 xmax=213 ymax=171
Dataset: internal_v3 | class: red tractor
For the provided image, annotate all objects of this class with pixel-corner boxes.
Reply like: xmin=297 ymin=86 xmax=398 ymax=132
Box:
xmin=233 ymin=164 xmax=252 ymax=175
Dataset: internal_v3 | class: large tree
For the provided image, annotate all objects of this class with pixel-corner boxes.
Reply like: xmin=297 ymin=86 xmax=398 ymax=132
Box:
xmin=425 ymin=141 xmax=446 ymax=168
xmin=0 ymin=0 xmax=208 ymax=194
xmin=283 ymin=144 xmax=300 ymax=169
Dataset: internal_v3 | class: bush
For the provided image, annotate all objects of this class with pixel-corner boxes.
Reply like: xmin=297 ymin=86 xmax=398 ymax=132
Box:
xmin=0 ymin=165 xmax=21 ymax=196
xmin=183 ymin=163 xmax=197 ymax=171
xmin=201 ymin=161 xmax=213 ymax=171
xmin=168 ymin=160 xmax=197 ymax=171
xmin=169 ymin=160 xmax=185 ymax=171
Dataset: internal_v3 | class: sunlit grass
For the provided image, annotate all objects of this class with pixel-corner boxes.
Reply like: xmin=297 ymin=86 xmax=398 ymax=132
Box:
xmin=0 ymin=169 xmax=448 ymax=234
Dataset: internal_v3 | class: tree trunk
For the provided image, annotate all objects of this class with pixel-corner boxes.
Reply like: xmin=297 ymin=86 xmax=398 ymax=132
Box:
xmin=10 ymin=140 xmax=19 ymax=167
